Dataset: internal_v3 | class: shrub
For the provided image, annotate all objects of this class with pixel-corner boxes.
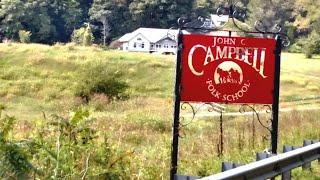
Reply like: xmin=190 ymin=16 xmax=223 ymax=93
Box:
xmin=288 ymin=41 xmax=303 ymax=53
xmin=18 ymin=30 xmax=32 ymax=43
xmin=305 ymin=43 xmax=314 ymax=58
xmin=303 ymin=31 xmax=320 ymax=58
xmin=71 ymin=23 xmax=94 ymax=46
xmin=74 ymin=61 xmax=128 ymax=102
xmin=83 ymin=25 xmax=94 ymax=46
xmin=71 ymin=28 xmax=85 ymax=45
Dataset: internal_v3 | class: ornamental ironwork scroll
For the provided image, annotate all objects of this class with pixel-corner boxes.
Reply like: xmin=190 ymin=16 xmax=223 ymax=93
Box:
xmin=170 ymin=1 xmax=289 ymax=179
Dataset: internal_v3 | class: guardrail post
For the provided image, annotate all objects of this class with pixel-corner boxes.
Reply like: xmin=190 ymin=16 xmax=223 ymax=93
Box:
xmin=222 ymin=162 xmax=243 ymax=172
xmin=174 ymin=175 xmax=199 ymax=180
xmin=312 ymin=140 xmax=320 ymax=164
xmin=222 ymin=162 xmax=233 ymax=172
xmin=282 ymin=145 xmax=293 ymax=180
xmin=302 ymin=140 xmax=312 ymax=170
xmin=256 ymin=152 xmax=276 ymax=180
xmin=256 ymin=152 xmax=275 ymax=161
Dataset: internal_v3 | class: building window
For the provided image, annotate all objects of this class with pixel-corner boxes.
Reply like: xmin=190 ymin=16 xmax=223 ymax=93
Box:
xmin=151 ymin=44 xmax=154 ymax=48
xmin=133 ymin=42 xmax=137 ymax=48
xmin=137 ymin=38 xmax=142 ymax=41
xmin=141 ymin=43 xmax=145 ymax=48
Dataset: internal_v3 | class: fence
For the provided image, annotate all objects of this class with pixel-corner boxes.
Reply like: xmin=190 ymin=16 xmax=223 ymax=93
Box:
xmin=175 ymin=140 xmax=320 ymax=180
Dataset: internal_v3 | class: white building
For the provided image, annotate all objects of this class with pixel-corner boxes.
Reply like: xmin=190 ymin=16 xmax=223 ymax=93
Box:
xmin=117 ymin=15 xmax=230 ymax=54
xmin=118 ymin=28 xmax=178 ymax=54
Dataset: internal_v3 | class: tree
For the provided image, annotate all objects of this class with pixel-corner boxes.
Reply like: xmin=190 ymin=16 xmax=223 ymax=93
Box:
xmin=0 ymin=0 xmax=83 ymax=43
xmin=246 ymin=0 xmax=294 ymax=31
xmin=292 ymin=0 xmax=320 ymax=30
xmin=129 ymin=0 xmax=194 ymax=28
xmin=0 ymin=0 xmax=25 ymax=39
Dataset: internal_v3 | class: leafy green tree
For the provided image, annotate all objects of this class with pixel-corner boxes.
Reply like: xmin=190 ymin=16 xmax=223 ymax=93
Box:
xmin=292 ymin=0 xmax=320 ymax=30
xmin=89 ymin=0 xmax=114 ymax=45
xmin=0 ymin=0 xmax=25 ymax=39
xmin=246 ymin=0 xmax=294 ymax=31
xmin=129 ymin=0 xmax=194 ymax=28
xmin=0 ymin=0 xmax=82 ymax=43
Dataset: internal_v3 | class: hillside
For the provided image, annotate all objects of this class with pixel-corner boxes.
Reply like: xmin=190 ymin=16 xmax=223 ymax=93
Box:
xmin=0 ymin=43 xmax=319 ymax=179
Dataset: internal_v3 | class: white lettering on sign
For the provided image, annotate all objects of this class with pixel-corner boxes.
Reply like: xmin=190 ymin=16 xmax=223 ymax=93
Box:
xmin=206 ymin=79 xmax=251 ymax=102
xmin=188 ymin=37 xmax=268 ymax=78
xmin=188 ymin=44 xmax=205 ymax=76
xmin=222 ymin=82 xmax=251 ymax=101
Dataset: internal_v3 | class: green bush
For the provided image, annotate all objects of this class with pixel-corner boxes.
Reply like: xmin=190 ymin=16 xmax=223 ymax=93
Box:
xmin=305 ymin=43 xmax=314 ymax=58
xmin=18 ymin=30 xmax=32 ymax=43
xmin=288 ymin=41 xmax=303 ymax=53
xmin=74 ymin=61 xmax=128 ymax=102
xmin=71 ymin=23 xmax=94 ymax=46
xmin=303 ymin=31 xmax=320 ymax=58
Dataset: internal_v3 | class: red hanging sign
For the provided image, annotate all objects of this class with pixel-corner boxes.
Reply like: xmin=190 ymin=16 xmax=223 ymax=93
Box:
xmin=180 ymin=34 xmax=276 ymax=104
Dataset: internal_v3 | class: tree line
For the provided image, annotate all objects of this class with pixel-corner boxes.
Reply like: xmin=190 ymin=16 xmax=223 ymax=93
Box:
xmin=0 ymin=0 xmax=319 ymax=55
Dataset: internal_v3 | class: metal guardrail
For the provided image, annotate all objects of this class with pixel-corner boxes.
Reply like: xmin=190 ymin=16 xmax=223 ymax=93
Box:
xmin=198 ymin=142 xmax=320 ymax=180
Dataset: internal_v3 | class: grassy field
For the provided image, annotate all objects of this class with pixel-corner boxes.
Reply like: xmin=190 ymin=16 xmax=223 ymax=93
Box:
xmin=0 ymin=43 xmax=319 ymax=179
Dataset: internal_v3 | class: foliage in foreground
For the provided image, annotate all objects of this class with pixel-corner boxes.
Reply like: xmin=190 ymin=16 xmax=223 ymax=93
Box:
xmin=0 ymin=105 xmax=132 ymax=179
xmin=0 ymin=105 xmax=32 ymax=178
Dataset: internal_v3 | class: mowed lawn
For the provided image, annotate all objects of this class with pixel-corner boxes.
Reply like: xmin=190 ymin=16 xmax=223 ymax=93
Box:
xmin=0 ymin=43 xmax=319 ymax=179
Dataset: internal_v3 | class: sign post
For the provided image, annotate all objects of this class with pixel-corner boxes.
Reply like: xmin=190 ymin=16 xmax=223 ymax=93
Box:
xmin=170 ymin=29 xmax=183 ymax=180
xmin=271 ymin=35 xmax=282 ymax=154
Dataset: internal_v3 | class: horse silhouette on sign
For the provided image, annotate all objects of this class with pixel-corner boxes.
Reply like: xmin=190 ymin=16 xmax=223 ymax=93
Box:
xmin=216 ymin=68 xmax=241 ymax=84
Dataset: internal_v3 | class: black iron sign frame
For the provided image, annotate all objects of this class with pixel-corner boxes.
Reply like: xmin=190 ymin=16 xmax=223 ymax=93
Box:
xmin=170 ymin=2 xmax=289 ymax=180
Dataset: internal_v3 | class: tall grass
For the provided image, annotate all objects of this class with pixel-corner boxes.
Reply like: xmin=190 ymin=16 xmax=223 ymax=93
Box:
xmin=0 ymin=43 xmax=319 ymax=179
